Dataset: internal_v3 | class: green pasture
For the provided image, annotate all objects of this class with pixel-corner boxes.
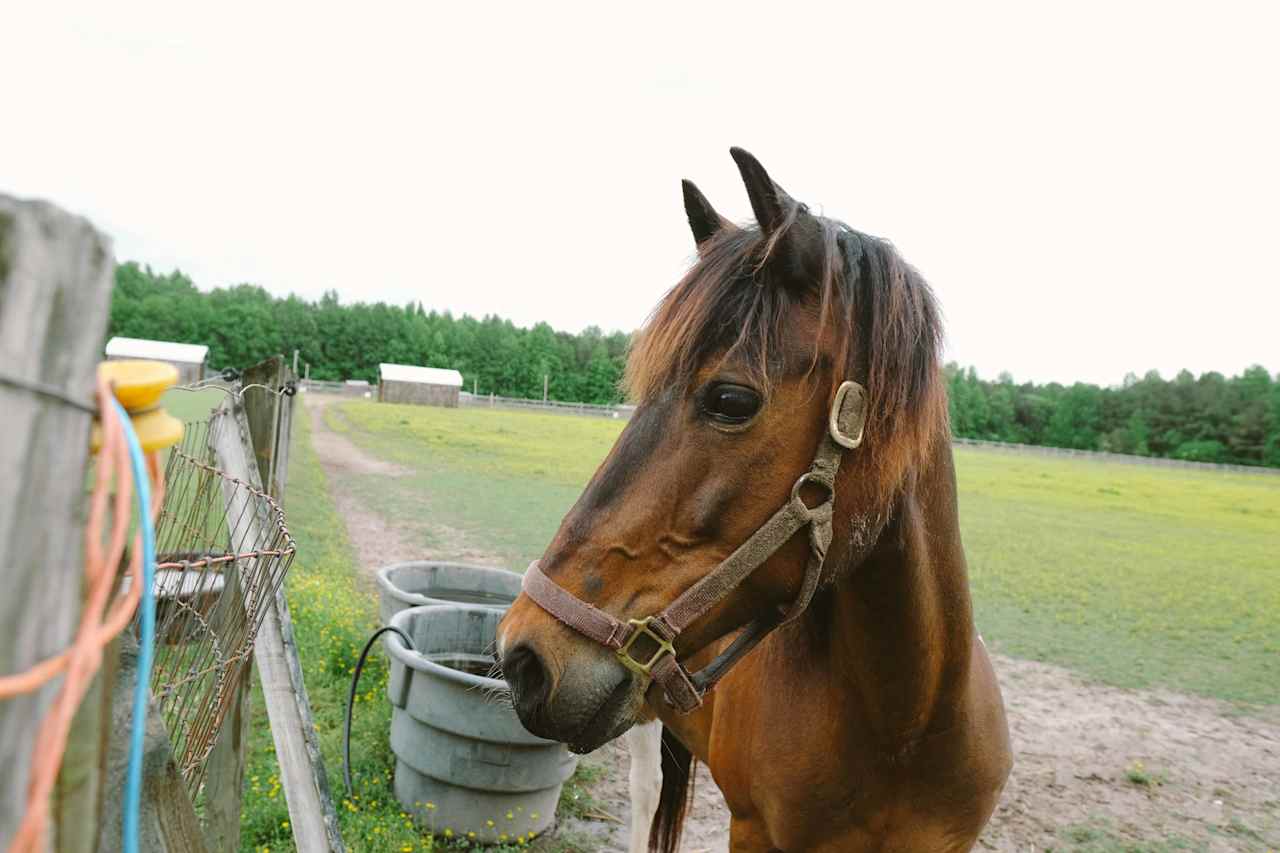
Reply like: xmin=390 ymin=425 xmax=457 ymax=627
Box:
xmin=237 ymin=400 xmax=436 ymax=852
xmin=957 ymin=444 xmax=1278 ymax=705
xmin=234 ymin=396 xmax=1278 ymax=851
xmin=161 ymin=386 xmax=228 ymax=425
xmin=329 ymin=400 xmax=1280 ymax=707
xmin=238 ymin=402 xmax=600 ymax=853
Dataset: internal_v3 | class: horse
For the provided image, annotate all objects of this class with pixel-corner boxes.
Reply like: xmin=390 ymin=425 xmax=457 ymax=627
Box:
xmin=498 ymin=148 xmax=1012 ymax=852
xmin=625 ymin=720 xmax=663 ymax=852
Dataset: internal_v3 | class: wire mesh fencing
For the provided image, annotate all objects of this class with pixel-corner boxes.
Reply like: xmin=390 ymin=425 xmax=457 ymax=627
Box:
xmin=146 ymin=405 xmax=296 ymax=797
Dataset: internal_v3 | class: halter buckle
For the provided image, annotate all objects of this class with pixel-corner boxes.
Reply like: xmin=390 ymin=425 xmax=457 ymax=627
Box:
xmin=829 ymin=380 xmax=866 ymax=449
xmin=616 ymin=616 xmax=676 ymax=677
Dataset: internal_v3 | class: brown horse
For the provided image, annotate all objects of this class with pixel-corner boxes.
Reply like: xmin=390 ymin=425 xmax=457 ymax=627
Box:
xmin=497 ymin=148 xmax=1012 ymax=852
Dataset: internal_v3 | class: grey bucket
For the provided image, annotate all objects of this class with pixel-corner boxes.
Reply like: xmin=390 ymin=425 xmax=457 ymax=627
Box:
xmin=376 ymin=561 xmax=523 ymax=626
xmin=386 ymin=604 xmax=577 ymax=843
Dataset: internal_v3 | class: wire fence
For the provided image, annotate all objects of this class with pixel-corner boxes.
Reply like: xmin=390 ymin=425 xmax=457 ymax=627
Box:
xmin=147 ymin=408 xmax=296 ymax=797
xmin=952 ymin=436 xmax=1280 ymax=476
xmin=300 ymin=379 xmax=372 ymax=396
xmin=458 ymin=391 xmax=635 ymax=419
xmin=300 ymin=380 xmax=1276 ymax=475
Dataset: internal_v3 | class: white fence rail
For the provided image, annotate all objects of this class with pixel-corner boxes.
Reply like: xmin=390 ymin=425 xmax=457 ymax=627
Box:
xmin=459 ymin=391 xmax=635 ymax=419
xmin=301 ymin=379 xmax=373 ymax=396
xmin=300 ymin=382 xmax=1278 ymax=475
xmin=953 ymin=437 xmax=1280 ymax=476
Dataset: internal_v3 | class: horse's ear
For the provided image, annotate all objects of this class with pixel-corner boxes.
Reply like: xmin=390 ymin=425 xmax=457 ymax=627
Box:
xmin=730 ymin=147 xmax=825 ymax=283
xmin=681 ymin=179 xmax=729 ymax=247
xmin=729 ymin=147 xmax=796 ymax=233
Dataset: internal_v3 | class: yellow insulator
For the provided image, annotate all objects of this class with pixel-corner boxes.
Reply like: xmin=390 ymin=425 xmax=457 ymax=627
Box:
xmin=91 ymin=360 xmax=185 ymax=453
xmin=97 ymin=360 xmax=179 ymax=411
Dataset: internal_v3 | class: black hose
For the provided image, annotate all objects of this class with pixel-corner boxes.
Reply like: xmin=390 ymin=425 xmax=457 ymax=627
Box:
xmin=343 ymin=625 xmax=414 ymax=796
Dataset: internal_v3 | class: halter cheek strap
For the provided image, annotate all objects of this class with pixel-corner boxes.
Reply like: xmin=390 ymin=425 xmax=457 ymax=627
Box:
xmin=521 ymin=380 xmax=867 ymax=713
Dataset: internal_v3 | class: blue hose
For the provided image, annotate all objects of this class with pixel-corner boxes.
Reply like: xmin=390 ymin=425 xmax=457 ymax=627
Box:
xmin=110 ymin=396 xmax=156 ymax=853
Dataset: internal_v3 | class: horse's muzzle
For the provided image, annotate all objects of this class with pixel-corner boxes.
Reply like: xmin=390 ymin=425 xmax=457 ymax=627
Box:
xmin=498 ymin=606 xmax=643 ymax=753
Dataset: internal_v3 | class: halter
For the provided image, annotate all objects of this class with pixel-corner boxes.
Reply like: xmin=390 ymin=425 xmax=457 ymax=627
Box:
xmin=520 ymin=380 xmax=868 ymax=713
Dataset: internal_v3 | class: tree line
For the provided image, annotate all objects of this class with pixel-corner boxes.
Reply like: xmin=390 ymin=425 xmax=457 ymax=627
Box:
xmin=110 ymin=262 xmax=1280 ymax=467
xmin=110 ymin=262 xmax=630 ymax=405
xmin=946 ymin=364 xmax=1279 ymax=467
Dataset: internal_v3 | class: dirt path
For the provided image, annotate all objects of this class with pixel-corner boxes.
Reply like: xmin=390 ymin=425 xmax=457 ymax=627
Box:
xmin=304 ymin=396 xmax=1279 ymax=852
xmin=981 ymin=655 xmax=1277 ymax=850
xmin=306 ymin=394 xmax=505 ymax=571
xmin=581 ymin=653 xmax=1279 ymax=852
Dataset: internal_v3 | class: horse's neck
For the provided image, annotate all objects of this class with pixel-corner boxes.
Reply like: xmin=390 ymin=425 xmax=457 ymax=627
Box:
xmin=815 ymin=436 xmax=976 ymax=746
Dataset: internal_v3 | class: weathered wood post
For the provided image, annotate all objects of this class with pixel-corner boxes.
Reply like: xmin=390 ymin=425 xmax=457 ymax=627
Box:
xmin=224 ymin=356 xmax=344 ymax=852
xmin=98 ymin=640 xmax=206 ymax=853
xmin=0 ymin=195 xmax=115 ymax=852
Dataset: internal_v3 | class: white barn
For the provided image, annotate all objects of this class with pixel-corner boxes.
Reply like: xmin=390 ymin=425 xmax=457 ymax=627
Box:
xmin=105 ymin=336 xmax=209 ymax=384
xmin=377 ymin=364 xmax=463 ymax=407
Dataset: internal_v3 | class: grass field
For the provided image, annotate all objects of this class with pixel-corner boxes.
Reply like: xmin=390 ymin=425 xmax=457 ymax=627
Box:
xmin=237 ymin=397 xmax=451 ymax=852
xmin=145 ymin=389 xmax=431 ymax=851
xmin=232 ymin=396 xmax=1278 ymax=851
xmin=162 ymin=386 xmax=230 ymax=425
xmin=237 ymin=401 xmax=604 ymax=853
xmin=329 ymin=400 xmax=1280 ymax=706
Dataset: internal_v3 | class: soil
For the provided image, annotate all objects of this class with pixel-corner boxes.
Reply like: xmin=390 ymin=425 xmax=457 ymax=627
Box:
xmin=573 ymin=658 xmax=1279 ymax=852
xmin=306 ymin=396 xmax=410 ymax=479
xmin=306 ymin=395 xmax=507 ymax=572
xmin=305 ymin=396 xmax=1280 ymax=852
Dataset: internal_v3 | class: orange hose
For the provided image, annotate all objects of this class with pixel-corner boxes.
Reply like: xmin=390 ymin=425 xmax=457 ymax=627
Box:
xmin=1 ymin=375 xmax=164 ymax=853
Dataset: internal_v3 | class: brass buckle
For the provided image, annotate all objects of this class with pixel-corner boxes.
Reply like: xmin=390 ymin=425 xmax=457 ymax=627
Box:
xmin=616 ymin=616 xmax=676 ymax=677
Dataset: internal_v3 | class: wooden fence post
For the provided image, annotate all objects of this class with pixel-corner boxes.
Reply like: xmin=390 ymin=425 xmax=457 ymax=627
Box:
xmin=231 ymin=357 xmax=344 ymax=853
xmin=200 ymin=653 xmax=252 ymax=853
xmin=98 ymin=640 xmax=207 ymax=853
xmin=0 ymin=195 xmax=115 ymax=852
xmin=202 ymin=355 xmax=291 ymax=851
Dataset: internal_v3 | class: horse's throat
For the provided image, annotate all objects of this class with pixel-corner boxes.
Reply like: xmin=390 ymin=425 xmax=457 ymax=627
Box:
xmin=817 ymin=451 xmax=976 ymax=747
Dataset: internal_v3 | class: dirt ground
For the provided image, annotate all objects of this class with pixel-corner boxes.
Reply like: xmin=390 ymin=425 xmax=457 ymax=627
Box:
xmin=305 ymin=396 xmax=1279 ymax=852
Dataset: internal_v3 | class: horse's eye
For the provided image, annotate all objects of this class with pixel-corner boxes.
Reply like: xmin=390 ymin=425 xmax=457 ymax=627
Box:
xmin=703 ymin=384 xmax=762 ymax=425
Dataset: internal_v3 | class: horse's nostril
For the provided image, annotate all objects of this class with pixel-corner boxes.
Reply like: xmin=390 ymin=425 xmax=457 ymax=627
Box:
xmin=502 ymin=643 xmax=550 ymax=715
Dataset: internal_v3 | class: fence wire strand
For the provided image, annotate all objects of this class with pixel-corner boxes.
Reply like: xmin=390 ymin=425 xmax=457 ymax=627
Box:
xmin=146 ymin=407 xmax=296 ymax=797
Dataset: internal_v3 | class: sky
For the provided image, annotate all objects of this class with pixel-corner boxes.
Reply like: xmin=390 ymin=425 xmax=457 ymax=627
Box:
xmin=3 ymin=1 xmax=1276 ymax=387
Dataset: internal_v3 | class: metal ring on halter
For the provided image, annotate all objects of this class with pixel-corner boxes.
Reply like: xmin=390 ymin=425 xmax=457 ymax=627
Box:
xmin=790 ymin=471 xmax=835 ymax=509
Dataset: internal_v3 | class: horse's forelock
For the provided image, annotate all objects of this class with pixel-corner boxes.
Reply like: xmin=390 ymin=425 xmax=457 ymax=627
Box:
xmin=624 ymin=215 xmax=947 ymax=502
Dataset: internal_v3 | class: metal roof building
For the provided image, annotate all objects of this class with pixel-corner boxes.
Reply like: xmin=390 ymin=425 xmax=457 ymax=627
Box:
xmin=377 ymin=363 xmax=463 ymax=407
xmin=105 ymin=336 xmax=209 ymax=384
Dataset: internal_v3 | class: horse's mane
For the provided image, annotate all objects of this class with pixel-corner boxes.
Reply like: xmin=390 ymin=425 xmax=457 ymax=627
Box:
xmin=624 ymin=214 xmax=949 ymax=503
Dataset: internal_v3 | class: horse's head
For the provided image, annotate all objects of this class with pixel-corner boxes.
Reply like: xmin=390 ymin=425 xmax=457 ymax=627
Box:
xmin=498 ymin=148 xmax=947 ymax=752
